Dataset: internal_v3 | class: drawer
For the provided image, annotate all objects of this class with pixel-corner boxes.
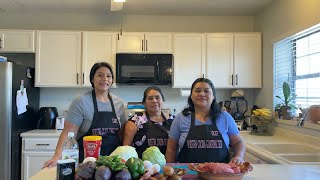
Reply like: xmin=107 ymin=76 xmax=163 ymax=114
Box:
xmin=24 ymin=138 xmax=58 ymax=150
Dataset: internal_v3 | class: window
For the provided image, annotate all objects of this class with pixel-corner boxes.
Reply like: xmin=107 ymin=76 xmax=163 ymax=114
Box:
xmin=274 ymin=24 xmax=320 ymax=109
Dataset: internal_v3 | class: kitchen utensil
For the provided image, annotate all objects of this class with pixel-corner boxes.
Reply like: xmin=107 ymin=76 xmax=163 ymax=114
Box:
xmin=230 ymin=97 xmax=248 ymax=121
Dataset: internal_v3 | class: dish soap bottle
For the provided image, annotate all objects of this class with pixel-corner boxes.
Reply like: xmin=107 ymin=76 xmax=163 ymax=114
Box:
xmin=62 ymin=132 xmax=79 ymax=167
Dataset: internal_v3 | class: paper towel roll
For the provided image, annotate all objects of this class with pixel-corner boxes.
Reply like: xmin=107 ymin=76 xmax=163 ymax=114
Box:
xmin=180 ymin=89 xmax=190 ymax=96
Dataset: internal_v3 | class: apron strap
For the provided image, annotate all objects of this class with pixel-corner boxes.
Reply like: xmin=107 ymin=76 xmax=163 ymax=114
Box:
xmin=92 ymin=90 xmax=116 ymax=114
xmin=145 ymin=111 xmax=169 ymax=133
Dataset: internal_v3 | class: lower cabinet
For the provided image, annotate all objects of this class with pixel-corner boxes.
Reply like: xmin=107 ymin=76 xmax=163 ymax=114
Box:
xmin=22 ymin=151 xmax=55 ymax=180
xmin=244 ymin=152 xmax=268 ymax=164
xmin=21 ymin=130 xmax=61 ymax=180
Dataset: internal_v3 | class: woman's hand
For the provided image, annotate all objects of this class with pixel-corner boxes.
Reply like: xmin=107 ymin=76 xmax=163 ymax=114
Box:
xmin=42 ymin=156 xmax=60 ymax=168
xmin=230 ymin=155 xmax=244 ymax=165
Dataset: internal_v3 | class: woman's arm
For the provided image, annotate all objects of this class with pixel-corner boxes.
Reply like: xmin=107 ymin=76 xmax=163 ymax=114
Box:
xmin=42 ymin=121 xmax=80 ymax=168
xmin=165 ymin=138 xmax=178 ymax=163
xmin=229 ymin=134 xmax=246 ymax=165
xmin=122 ymin=121 xmax=138 ymax=145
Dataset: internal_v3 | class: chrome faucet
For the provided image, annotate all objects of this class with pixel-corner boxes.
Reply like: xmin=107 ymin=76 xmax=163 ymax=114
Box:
xmin=297 ymin=117 xmax=304 ymax=127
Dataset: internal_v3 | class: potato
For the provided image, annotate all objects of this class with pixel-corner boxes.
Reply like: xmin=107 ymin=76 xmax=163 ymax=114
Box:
xmin=163 ymin=166 xmax=174 ymax=176
xmin=95 ymin=165 xmax=112 ymax=180
xmin=113 ymin=168 xmax=132 ymax=180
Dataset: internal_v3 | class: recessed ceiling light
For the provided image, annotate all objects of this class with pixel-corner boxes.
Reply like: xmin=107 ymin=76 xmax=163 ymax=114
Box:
xmin=114 ymin=0 xmax=126 ymax=2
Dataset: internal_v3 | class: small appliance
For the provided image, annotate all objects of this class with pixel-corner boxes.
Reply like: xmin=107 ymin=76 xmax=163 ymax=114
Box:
xmin=116 ymin=53 xmax=173 ymax=85
xmin=37 ymin=107 xmax=58 ymax=129
xmin=55 ymin=116 xmax=65 ymax=130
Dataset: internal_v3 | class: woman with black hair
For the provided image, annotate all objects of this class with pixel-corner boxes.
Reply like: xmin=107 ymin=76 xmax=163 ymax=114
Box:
xmin=123 ymin=86 xmax=174 ymax=158
xmin=166 ymin=78 xmax=245 ymax=164
xmin=43 ymin=62 xmax=126 ymax=168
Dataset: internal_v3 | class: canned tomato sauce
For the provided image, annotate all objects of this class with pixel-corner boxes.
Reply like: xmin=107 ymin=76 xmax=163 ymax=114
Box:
xmin=83 ymin=136 xmax=102 ymax=159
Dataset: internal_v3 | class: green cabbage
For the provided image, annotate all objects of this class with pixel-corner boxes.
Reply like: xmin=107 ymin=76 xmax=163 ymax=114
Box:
xmin=109 ymin=146 xmax=138 ymax=161
xmin=142 ymin=146 xmax=166 ymax=167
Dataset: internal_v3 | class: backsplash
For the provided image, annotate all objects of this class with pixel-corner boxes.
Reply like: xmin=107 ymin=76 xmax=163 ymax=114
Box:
xmin=40 ymin=86 xmax=257 ymax=116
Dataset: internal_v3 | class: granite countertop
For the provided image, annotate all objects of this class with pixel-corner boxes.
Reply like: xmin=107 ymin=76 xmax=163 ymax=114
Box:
xmin=29 ymin=164 xmax=320 ymax=180
xmin=20 ymin=129 xmax=63 ymax=137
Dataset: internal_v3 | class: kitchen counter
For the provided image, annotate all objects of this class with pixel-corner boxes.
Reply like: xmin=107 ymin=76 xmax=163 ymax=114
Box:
xmin=29 ymin=164 xmax=320 ymax=180
xmin=240 ymin=127 xmax=320 ymax=164
xmin=20 ymin=129 xmax=63 ymax=137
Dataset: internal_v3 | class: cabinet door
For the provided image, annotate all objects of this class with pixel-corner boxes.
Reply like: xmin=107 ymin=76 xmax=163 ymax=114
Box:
xmin=173 ymin=34 xmax=205 ymax=88
xmin=82 ymin=32 xmax=117 ymax=86
xmin=36 ymin=31 xmax=82 ymax=87
xmin=117 ymin=32 xmax=144 ymax=53
xmin=206 ymin=34 xmax=234 ymax=88
xmin=0 ymin=30 xmax=35 ymax=52
xmin=144 ymin=33 xmax=172 ymax=53
xmin=22 ymin=151 xmax=54 ymax=180
xmin=234 ymin=33 xmax=262 ymax=88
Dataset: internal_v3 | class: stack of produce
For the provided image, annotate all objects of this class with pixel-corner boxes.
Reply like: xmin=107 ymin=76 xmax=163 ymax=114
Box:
xmin=74 ymin=146 xmax=166 ymax=180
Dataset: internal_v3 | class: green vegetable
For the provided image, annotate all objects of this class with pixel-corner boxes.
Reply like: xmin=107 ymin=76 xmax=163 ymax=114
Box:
xmin=125 ymin=157 xmax=145 ymax=180
xmin=110 ymin=146 xmax=139 ymax=161
xmin=96 ymin=155 xmax=127 ymax=172
xmin=142 ymin=146 xmax=166 ymax=167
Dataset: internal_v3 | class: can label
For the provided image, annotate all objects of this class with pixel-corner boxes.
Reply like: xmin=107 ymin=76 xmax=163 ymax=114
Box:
xmin=83 ymin=140 xmax=102 ymax=159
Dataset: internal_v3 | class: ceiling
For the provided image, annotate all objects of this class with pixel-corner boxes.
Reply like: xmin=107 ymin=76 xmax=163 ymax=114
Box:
xmin=0 ymin=0 xmax=273 ymax=16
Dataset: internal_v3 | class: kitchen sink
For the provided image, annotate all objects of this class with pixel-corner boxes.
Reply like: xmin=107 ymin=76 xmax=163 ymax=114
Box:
xmin=278 ymin=154 xmax=320 ymax=162
xmin=252 ymin=143 xmax=319 ymax=154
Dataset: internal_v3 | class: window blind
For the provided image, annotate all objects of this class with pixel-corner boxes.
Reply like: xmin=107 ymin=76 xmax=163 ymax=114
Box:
xmin=274 ymin=24 xmax=320 ymax=109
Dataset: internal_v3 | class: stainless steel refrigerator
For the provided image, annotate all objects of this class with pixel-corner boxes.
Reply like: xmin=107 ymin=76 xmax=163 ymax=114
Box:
xmin=0 ymin=62 xmax=39 ymax=180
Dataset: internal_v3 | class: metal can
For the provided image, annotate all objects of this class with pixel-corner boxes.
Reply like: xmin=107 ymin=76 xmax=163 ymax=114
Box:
xmin=83 ymin=136 xmax=102 ymax=159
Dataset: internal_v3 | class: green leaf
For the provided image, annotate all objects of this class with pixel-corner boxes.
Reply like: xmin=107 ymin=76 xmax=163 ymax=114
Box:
xmin=283 ymin=82 xmax=291 ymax=105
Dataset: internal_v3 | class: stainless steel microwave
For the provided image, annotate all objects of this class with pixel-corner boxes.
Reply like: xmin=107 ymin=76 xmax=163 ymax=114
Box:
xmin=116 ymin=53 xmax=173 ymax=85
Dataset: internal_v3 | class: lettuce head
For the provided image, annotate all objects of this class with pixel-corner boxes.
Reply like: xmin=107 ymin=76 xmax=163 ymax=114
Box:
xmin=142 ymin=146 xmax=166 ymax=167
xmin=110 ymin=146 xmax=138 ymax=161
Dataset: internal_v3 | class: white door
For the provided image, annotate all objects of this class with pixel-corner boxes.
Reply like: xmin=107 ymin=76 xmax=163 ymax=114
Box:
xmin=22 ymin=151 xmax=54 ymax=180
xmin=173 ymin=34 xmax=205 ymax=88
xmin=144 ymin=33 xmax=172 ymax=53
xmin=0 ymin=30 xmax=35 ymax=52
xmin=35 ymin=31 xmax=82 ymax=87
xmin=206 ymin=34 xmax=234 ymax=88
xmin=234 ymin=33 xmax=262 ymax=88
xmin=82 ymin=32 xmax=117 ymax=86
xmin=117 ymin=32 xmax=144 ymax=53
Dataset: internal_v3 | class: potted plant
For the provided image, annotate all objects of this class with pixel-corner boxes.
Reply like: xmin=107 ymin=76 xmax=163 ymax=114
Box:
xmin=275 ymin=82 xmax=297 ymax=120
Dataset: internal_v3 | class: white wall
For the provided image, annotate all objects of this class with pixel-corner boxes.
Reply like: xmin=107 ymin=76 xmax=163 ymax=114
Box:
xmin=254 ymin=0 xmax=320 ymax=109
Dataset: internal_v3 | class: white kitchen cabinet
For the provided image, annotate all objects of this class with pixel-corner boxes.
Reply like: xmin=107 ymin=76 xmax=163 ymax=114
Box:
xmin=82 ymin=31 xmax=117 ymax=86
xmin=35 ymin=31 xmax=82 ymax=87
xmin=117 ymin=32 xmax=172 ymax=53
xmin=173 ymin=33 xmax=205 ymax=88
xmin=0 ymin=30 xmax=35 ymax=52
xmin=244 ymin=152 xmax=268 ymax=164
xmin=206 ymin=33 xmax=261 ymax=88
xmin=21 ymin=130 xmax=62 ymax=180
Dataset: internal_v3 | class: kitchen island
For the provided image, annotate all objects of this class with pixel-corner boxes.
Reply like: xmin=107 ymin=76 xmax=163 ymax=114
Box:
xmin=30 ymin=164 xmax=320 ymax=180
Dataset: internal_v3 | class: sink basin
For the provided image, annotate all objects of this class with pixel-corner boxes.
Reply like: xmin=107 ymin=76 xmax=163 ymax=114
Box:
xmin=252 ymin=143 xmax=319 ymax=154
xmin=278 ymin=154 xmax=320 ymax=162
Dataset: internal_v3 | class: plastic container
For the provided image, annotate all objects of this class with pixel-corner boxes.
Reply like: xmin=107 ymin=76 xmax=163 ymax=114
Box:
xmin=62 ymin=132 xmax=79 ymax=167
xmin=83 ymin=135 xmax=102 ymax=159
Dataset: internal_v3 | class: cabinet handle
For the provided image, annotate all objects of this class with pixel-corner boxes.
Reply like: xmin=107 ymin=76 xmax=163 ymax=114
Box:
xmin=83 ymin=73 xmax=85 ymax=84
xmin=36 ymin=144 xmax=50 ymax=146
xmin=231 ymin=74 xmax=234 ymax=86
xmin=117 ymin=33 xmax=120 ymax=40
xmin=142 ymin=40 xmax=144 ymax=51
xmin=77 ymin=73 xmax=79 ymax=84
xmin=202 ymin=74 xmax=204 ymax=78
xmin=146 ymin=40 xmax=148 ymax=51
xmin=0 ymin=38 xmax=2 ymax=49
xmin=236 ymin=74 xmax=238 ymax=86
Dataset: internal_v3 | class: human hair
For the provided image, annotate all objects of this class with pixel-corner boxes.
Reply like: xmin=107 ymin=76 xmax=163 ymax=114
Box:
xmin=182 ymin=78 xmax=221 ymax=121
xmin=89 ymin=62 xmax=114 ymax=88
xmin=142 ymin=86 xmax=165 ymax=103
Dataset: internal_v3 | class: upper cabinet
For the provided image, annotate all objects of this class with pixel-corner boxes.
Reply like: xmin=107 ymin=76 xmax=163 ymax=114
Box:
xmin=206 ymin=33 xmax=261 ymax=88
xmin=36 ymin=31 xmax=116 ymax=87
xmin=82 ymin=32 xmax=117 ymax=87
xmin=0 ymin=30 xmax=35 ymax=52
xmin=36 ymin=31 xmax=82 ymax=87
xmin=117 ymin=32 xmax=172 ymax=53
xmin=173 ymin=33 xmax=206 ymax=88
